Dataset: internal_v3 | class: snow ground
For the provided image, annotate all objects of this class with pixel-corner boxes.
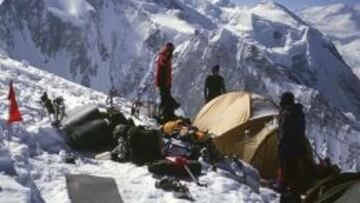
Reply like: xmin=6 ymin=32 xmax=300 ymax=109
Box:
xmin=0 ymin=57 xmax=279 ymax=202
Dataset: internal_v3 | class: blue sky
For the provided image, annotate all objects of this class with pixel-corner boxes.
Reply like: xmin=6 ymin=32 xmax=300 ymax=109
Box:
xmin=233 ymin=0 xmax=358 ymax=10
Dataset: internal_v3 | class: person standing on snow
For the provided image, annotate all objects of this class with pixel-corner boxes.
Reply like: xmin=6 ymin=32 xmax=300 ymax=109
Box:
xmin=276 ymin=92 xmax=306 ymax=192
xmin=204 ymin=65 xmax=226 ymax=103
xmin=156 ymin=42 xmax=180 ymax=122
xmin=106 ymin=86 xmax=119 ymax=108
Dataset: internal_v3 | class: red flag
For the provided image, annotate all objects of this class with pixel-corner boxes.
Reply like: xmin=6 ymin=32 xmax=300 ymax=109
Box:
xmin=7 ymin=80 xmax=23 ymax=126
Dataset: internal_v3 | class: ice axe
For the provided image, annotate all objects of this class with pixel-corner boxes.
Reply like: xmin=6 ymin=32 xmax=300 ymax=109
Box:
xmin=166 ymin=156 xmax=207 ymax=187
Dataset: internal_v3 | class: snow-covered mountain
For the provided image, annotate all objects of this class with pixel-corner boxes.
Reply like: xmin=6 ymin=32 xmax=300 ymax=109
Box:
xmin=298 ymin=3 xmax=360 ymax=78
xmin=0 ymin=56 xmax=279 ymax=202
xmin=0 ymin=0 xmax=360 ymax=172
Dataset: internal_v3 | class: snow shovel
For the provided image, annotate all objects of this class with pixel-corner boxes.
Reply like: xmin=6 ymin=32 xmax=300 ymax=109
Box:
xmin=166 ymin=156 xmax=207 ymax=187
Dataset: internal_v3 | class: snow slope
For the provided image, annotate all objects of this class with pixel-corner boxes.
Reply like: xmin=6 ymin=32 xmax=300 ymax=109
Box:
xmin=0 ymin=56 xmax=279 ymax=203
xmin=298 ymin=3 xmax=360 ymax=78
xmin=0 ymin=0 xmax=360 ymax=175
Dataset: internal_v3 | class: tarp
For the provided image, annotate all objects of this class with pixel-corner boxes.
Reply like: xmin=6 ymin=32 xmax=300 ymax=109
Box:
xmin=66 ymin=174 xmax=123 ymax=203
xmin=62 ymin=105 xmax=102 ymax=131
xmin=335 ymin=182 xmax=360 ymax=203
xmin=304 ymin=173 xmax=360 ymax=203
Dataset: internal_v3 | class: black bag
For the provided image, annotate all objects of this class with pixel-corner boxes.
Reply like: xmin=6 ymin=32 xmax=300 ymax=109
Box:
xmin=128 ymin=126 xmax=163 ymax=165
xmin=68 ymin=119 xmax=112 ymax=150
xmin=105 ymin=108 xmax=128 ymax=129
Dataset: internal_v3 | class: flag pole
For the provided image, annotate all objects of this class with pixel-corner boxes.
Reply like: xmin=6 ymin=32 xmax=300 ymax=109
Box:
xmin=6 ymin=124 xmax=11 ymax=151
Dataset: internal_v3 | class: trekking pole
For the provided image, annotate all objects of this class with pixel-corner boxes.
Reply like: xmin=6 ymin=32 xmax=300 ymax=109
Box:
xmin=167 ymin=156 xmax=207 ymax=187
xmin=183 ymin=164 xmax=207 ymax=187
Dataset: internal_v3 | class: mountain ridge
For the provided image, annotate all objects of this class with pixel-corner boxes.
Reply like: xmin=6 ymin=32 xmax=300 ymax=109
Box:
xmin=297 ymin=3 xmax=360 ymax=78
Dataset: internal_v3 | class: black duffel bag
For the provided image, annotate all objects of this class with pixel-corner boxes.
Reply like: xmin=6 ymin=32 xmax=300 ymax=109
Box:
xmin=68 ymin=119 xmax=112 ymax=150
xmin=128 ymin=126 xmax=164 ymax=165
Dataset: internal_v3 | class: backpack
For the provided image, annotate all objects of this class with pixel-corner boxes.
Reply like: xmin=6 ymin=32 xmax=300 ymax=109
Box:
xmin=163 ymin=137 xmax=193 ymax=158
xmin=127 ymin=126 xmax=163 ymax=165
xmin=40 ymin=93 xmax=55 ymax=114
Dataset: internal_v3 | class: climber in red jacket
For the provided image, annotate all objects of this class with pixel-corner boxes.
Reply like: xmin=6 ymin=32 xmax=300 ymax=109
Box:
xmin=156 ymin=42 xmax=180 ymax=122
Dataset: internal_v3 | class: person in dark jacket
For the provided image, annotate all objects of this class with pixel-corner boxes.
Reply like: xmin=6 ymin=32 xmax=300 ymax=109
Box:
xmin=204 ymin=65 xmax=226 ymax=103
xmin=156 ymin=42 xmax=180 ymax=122
xmin=106 ymin=86 xmax=119 ymax=108
xmin=277 ymin=92 xmax=306 ymax=191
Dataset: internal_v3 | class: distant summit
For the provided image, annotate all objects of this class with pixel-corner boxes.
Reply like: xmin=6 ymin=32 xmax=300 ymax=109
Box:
xmin=298 ymin=3 xmax=360 ymax=78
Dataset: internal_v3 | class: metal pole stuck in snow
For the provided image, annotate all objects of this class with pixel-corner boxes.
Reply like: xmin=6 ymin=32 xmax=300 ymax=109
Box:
xmin=6 ymin=125 xmax=12 ymax=151
xmin=183 ymin=165 xmax=207 ymax=187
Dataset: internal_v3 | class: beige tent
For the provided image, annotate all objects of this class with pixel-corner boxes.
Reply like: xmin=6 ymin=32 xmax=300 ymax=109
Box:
xmin=193 ymin=91 xmax=280 ymax=178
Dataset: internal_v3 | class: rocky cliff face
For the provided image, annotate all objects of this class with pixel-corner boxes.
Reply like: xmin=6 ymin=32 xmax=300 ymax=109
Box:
xmin=298 ymin=3 xmax=360 ymax=78
xmin=0 ymin=0 xmax=360 ymax=170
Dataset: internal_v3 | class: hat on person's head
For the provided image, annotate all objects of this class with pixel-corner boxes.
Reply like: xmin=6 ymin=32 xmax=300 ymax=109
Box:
xmin=166 ymin=42 xmax=175 ymax=51
xmin=280 ymin=92 xmax=294 ymax=107
xmin=212 ymin=65 xmax=220 ymax=72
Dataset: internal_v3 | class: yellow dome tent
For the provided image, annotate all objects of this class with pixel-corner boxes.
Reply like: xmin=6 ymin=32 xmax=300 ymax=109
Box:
xmin=193 ymin=92 xmax=360 ymax=197
xmin=193 ymin=91 xmax=280 ymax=178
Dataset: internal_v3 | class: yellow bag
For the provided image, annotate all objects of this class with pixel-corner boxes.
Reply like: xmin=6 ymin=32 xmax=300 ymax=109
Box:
xmin=162 ymin=120 xmax=184 ymax=135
